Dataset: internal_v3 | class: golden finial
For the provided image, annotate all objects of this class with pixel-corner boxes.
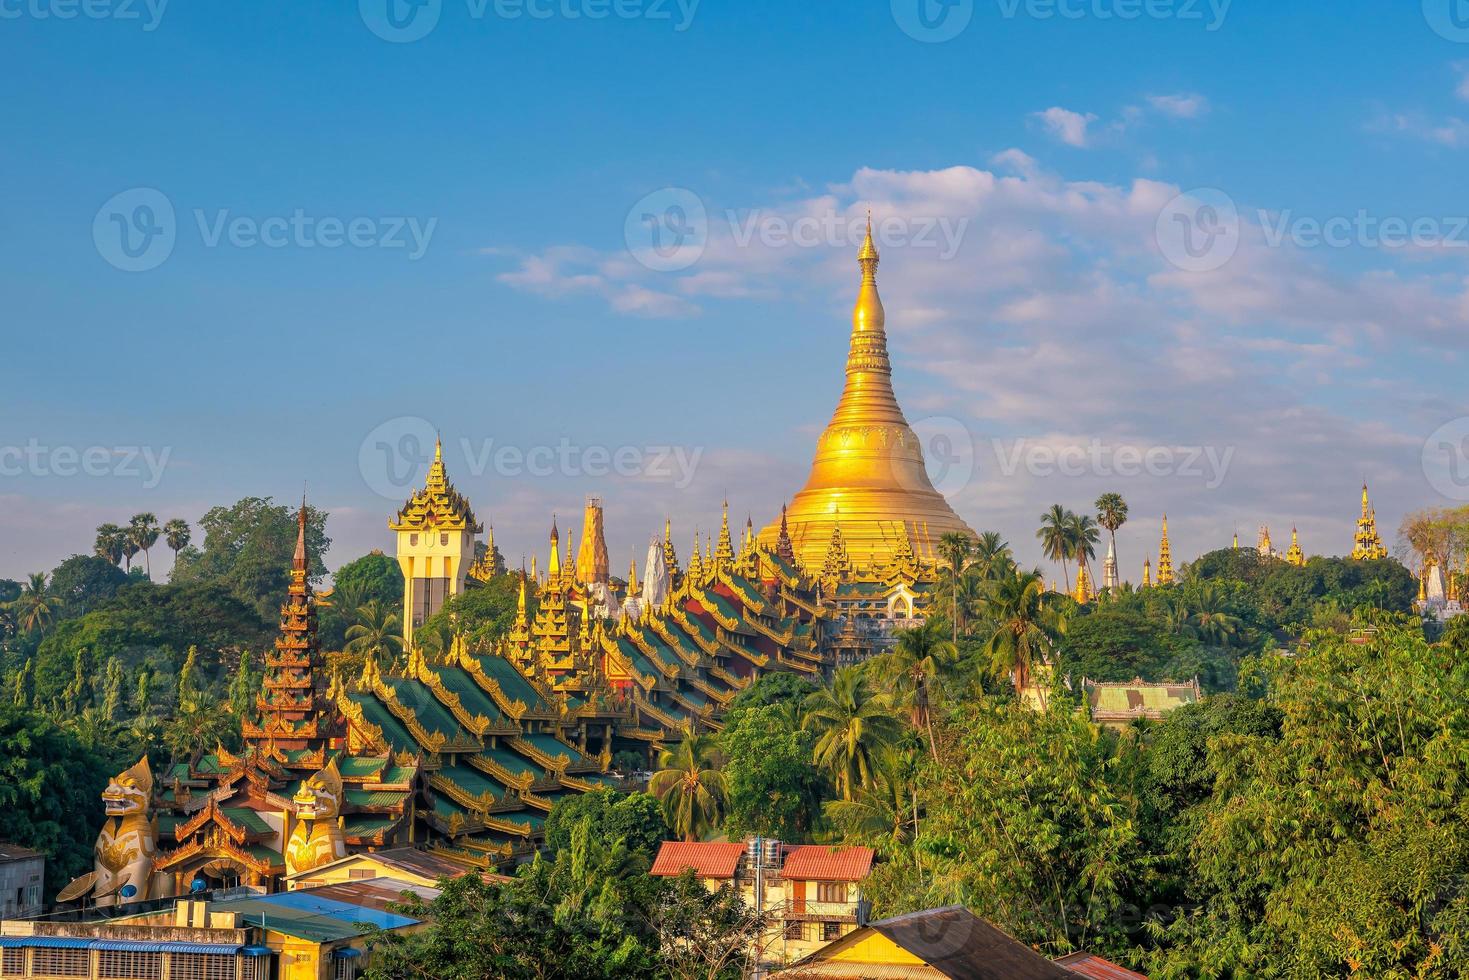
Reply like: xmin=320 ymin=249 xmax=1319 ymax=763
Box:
xmin=858 ymin=210 xmax=879 ymax=272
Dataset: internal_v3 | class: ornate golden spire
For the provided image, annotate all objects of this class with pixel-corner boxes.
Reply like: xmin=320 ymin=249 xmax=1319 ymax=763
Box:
xmin=627 ymin=550 xmax=639 ymax=595
xmin=775 ymin=503 xmax=795 ymax=565
xmin=1142 ymin=557 xmax=1153 ymax=588
xmin=758 ymin=214 xmax=975 ymax=569
xmin=1286 ymin=526 xmax=1305 ymax=566
xmin=1156 ymin=515 xmax=1174 ymax=585
xmin=1353 ymin=482 xmax=1387 ymax=559
xmin=1073 ymin=561 xmax=1093 ymax=604
xmin=547 ymin=517 xmax=561 ymax=579
xmin=715 ymin=500 xmax=735 ymax=569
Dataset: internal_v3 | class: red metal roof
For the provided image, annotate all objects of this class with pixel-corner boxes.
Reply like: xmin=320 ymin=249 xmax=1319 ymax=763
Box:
xmin=650 ymin=841 xmax=746 ymax=879
xmin=780 ymin=845 xmax=874 ymax=882
xmin=1054 ymin=952 xmax=1149 ymax=979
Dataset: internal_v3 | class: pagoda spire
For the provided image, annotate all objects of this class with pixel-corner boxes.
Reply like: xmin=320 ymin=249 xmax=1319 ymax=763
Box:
xmin=1102 ymin=537 xmax=1118 ymax=590
xmin=662 ymin=518 xmax=680 ymax=576
xmin=775 ymin=503 xmax=795 ymax=564
xmin=627 ymin=549 xmax=640 ymax=595
xmin=1156 ymin=515 xmax=1175 ymax=585
xmin=1142 ymin=557 xmax=1153 ymax=588
xmin=1352 ymin=482 xmax=1387 ymax=559
xmin=547 ymin=517 xmax=561 ymax=579
xmin=1286 ymin=526 xmax=1305 ymax=566
xmin=715 ymin=500 xmax=735 ymax=570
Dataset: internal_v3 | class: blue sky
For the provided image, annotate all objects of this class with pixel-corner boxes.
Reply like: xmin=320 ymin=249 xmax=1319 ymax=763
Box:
xmin=4 ymin=0 xmax=1469 ymax=583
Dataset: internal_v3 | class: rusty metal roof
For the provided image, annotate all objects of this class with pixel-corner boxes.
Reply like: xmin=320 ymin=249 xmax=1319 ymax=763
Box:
xmin=650 ymin=841 xmax=745 ymax=879
xmin=1053 ymin=952 xmax=1148 ymax=979
xmin=780 ymin=845 xmax=874 ymax=882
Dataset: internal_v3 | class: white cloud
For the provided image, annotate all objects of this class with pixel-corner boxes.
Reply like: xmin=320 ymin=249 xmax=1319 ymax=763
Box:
xmin=1147 ymin=93 xmax=1210 ymax=118
xmin=1032 ymin=107 xmax=1098 ymax=147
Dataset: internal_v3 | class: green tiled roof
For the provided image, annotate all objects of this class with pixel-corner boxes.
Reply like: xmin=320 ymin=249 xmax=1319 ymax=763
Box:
xmin=382 ymin=678 xmax=472 ymax=742
xmin=338 ymin=755 xmax=387 ymax=778
xmin=349 ymin=693 xmax=418 ymax=752
xmin=519 ymin=733 xmax=585 ymax=766
xmin=379 ymin=765 xmax=415 ymax=785
xmin=436 ymin=764 xmax=505 ymax=804
xmin=342 ymin=815 xmax=400 ymax=837
xmin=675 ymin=611 xmax=718 ymax=645
xmin=222 ymin=807 xmax=274 ymax=836
xmin=434 ymin=666 xmax=511 ymax=723
xmin=492 ymin=811 xmax=544 ymax=832
xmin=484 ymin=745 xmax=544 ymax=781
xmin=346 ymin=789 xmax=410 ymax=809
xmin=474 ymin=654 xmax=550 ymax=712
xmin=618 ymin=636 xmax=662 ymax=679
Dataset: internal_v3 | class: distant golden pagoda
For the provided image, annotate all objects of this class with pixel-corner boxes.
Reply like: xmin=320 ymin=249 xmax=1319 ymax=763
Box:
xmin=759 ymin=217 xmax=976 ymax=569
xmin=1286 ymin=527 xmax=1305 ymax=566
xmin=1352 ymin=483 xmax=1388 ymax=559
xmin=1156 ymin=516 xmax=1175 ymax=585
xmin=1142 ymin=557 xmax=1152 ymax=587
xmin=1072 ymin=561 xmax=1093 ymax=604
xmin=576 ymin=497 xmax=610 ymax=585
xmin=1257 ymin=525 xmax=1274 ymax=558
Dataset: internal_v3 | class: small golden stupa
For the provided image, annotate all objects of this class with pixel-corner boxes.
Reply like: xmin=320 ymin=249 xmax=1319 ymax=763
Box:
xmin=759 ymin=217 xmax=976 ymax=569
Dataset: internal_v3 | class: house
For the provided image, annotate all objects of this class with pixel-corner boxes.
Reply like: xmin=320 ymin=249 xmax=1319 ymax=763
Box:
xmin=1084 ymin=677 xmax=1200 ymax=729
xmin=284 ymin=845 xmax=507 ymax=891
xmin=771 ymin=905 xmax=1146 ymax=979
xmin=0 ymin=877 xmax=432 ymax=980
xmin=0 ymin=846 xmax=43 ymax=921
xmin=649 ymin=839 xmax=874 ymax=968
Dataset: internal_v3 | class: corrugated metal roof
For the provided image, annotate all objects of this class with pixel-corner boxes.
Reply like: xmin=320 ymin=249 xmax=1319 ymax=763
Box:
xmin=650 ymin=841 xmax=745 ymax=879
xmin=0 ymin=842 xmax=43 ymax=862
xmin=775 ymin=964 xmax=946 ymax=979
xmin=781 ymin=845 xmax=874 ymax=882
xmin=1053 ymin=952 xmax=1149 ymax=979
xmin=213 ymin=885 xmax=422 ymax=943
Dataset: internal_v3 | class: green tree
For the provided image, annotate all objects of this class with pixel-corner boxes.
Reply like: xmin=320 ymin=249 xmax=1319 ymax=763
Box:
xmin=543 ymin=788 xmax=669 ymax=861
xmin=937 ymin=532 xmax=973 ymax=646
xmin=1067 ymin=512 xmax=1101 ymax=585
xmin=981 ymin=570 xmax=1066 ymax=703
xmin=648 ymin=727 xmax=727 ymax=842
xmin=344 ymin=600 xmax=405 ymax=672
xmin=322 ymin=552 xmax=405 ymax=649
xmin=803 ymin=666 xmax=904 ymax=801
xmin=94 ymin=523 xmax=127 ymax=567
xmin=1095 ymin=492 xmax=1129 ymax=579
xmin=47 ymin=555 xmax=128 ymax=619
xmin=726 ymin=670 xmax=817 ymax=713
xmin=9 ymin=573 xmax=62 ymax=634
xmin=162 ymin=518 xmax=192 ymax=570
xmin=171 ymin=497 xmax=330 ymax=620
xmin=0 ymin=706 xmax=118 ymax=900
xmin=879 ymin=621 xmax=957 ymax=759
xmin=129 ymin=513 xmax=161 ymax=579
xmin=1037 ymin=504 xmax=1073 ymax=588
xmin=718 ymin=703 xmax=828 ymax=839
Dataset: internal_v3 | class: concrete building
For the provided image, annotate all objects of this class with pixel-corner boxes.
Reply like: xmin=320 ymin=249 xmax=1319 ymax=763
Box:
xmin=650 ymin=839 xmax=874 ymax=971
xmin=0 ymin=846 xmax=43 ymax=922
xmin=0 ymin=877 xmax=431 ymax=980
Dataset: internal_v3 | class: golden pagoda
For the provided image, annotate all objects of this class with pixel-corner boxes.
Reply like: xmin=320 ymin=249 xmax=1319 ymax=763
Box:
xmin=1142 ymin=557 xmax=1152 ymax=587
xmin=1072 ymin=561 xmax=1093 ymax=604
xmin=1257 ymin=525 xmax=1274 ymax=558
xmin=1286 ymin=527 xmax=1305 ymax=566
xmin=1156 ymin=516 xmax=1175 ymax=585
xmin=759 ymin=216 xmax=976 ymax=570
xmin=1352 ymin=483 xmax=1388 ymax=559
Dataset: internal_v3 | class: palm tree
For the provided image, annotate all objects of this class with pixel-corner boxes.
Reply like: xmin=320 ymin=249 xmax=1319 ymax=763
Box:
xmin=647 ymin=727 xmax=726 ymax=842
xmin=880 ymin=622 xmax=957 ymax=760
xmin=937 ymin=532 xmax=972 ymax=646
xmin=9 ymin=573 xmax=61 ymax=633
xmin=94 ymin=523 xmax=127 ymax=566
xmin=803 ymin=667 xmax=905 ymax=801
xmin=1095 ymin=493 xmax=1128 ymax=578
xmin=163 ymin=519 xmax=191 ymax=568
xmin=971 ymin=531 xmax=1014 ymax=581
xmin=128 ymin=513 xmax=161 ymax=578
xmin=981 ymin=570 xmax=1066 ymax=707
xmin=1037 ymin=505 xmax=1072 ymax=589
xmin=1067 ymin=512 xmax=1101 ymax=584
xmin=344 ymin=600 xmax=405 ymax=669
xmin=822 ymin=754 xmax=915 ymax=854
xmin=1186 ymin=584 xmax=1241 ymax=646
